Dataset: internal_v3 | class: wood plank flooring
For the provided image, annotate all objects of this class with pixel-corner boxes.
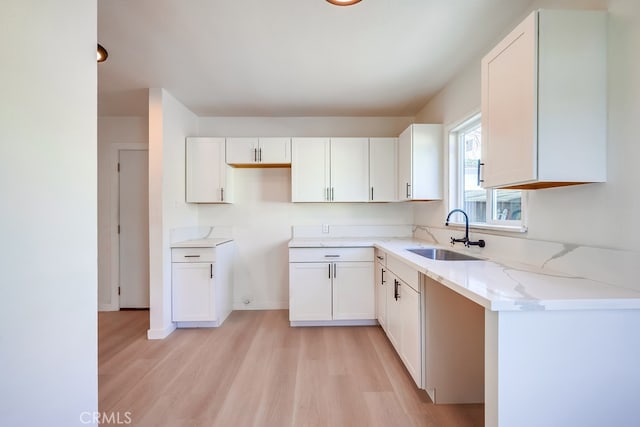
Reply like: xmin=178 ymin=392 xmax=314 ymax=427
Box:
xmin=99 ymin=310 xmax=483 ymax=427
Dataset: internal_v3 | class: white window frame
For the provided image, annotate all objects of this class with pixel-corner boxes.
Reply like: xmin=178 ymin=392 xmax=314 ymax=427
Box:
xmin=448 ymin=112 xmax=528 ymax=233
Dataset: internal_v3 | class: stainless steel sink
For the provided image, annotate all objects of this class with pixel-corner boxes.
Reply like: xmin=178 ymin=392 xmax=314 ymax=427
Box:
xmin=407 ymin=248 xmax=482 ymax=261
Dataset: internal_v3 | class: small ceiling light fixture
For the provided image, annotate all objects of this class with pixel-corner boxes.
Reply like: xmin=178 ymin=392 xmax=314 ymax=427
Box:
xmin=97 ymin=44 xmax=108 ymax=63
xmin=327 ymin=0 xmax=362 ymax=5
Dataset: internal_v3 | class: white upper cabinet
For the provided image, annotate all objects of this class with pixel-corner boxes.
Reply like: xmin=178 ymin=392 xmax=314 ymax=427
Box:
xmin=226 ymin=137 xmax=291 ymax=166
xmin=186 ymin=137 xmax=233 ymax=203
xmin=481 ymin=10 xmax=607 ymax=189
xmin=291 ymin=137 xmax=369 ymax=202
xmin=397 ymin=124 xmax=443 ymax=201
xmin=369 ymin=137 xmax=397 ymax=202
xmin=291 ymin=137 xmax=330 ymax=202
xmin=330 ymin=138 xmax=369 ymax=202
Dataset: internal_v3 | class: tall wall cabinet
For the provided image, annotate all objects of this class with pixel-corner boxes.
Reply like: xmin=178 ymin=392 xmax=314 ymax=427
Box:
xmin=480 ymin=9 xmax=607 ymax=189
xmin=397 ymin=124 xmax=443 ymax=201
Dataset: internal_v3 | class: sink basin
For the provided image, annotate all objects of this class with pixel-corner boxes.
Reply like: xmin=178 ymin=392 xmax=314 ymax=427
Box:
xmin=407 ymin=248 xmax=482 ymax=261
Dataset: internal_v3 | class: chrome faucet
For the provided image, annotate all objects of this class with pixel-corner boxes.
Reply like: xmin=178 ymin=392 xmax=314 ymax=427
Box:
xmin=445 ymin=209 xmax=485 ymax=248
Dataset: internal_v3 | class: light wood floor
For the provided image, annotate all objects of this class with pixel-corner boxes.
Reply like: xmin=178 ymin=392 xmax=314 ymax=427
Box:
xmin=99 ymin=310 xmax=483 ymax=427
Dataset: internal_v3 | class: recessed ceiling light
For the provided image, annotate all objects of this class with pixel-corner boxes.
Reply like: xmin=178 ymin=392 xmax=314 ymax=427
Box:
xmin=97 ymin=44 xmax=108 ymax=63
xmin=327 ymin=0 xmax=362 ymax=6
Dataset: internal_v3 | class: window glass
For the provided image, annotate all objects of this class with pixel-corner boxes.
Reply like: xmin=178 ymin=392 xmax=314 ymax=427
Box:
xmin=460 ymin=121 xmax=485 ymax=223
xmin=450 ymin=114 xmax=524 ymax=228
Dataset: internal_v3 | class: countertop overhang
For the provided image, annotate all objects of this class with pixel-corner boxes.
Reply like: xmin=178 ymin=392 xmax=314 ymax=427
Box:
xmin=289 ymin=237 xmax=640 ymax=312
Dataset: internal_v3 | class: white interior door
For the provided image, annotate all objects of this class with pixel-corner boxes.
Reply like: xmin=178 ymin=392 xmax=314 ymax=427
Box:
xmin=119 ymin=149 xmax=149 ymax=308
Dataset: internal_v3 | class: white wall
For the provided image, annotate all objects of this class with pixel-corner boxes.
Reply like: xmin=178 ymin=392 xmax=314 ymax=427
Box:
xmin=98 ymin=116 xmax=148 ymax=310
xmin=148 ymin=89 xmax=199 ymax=338
xmin=197 ymin=117 xmax=415 ymax=309
xmin=413 ymin=0 xmax=639 ymax=257
xmin=0 ymin=1 xmax=98 ymax=425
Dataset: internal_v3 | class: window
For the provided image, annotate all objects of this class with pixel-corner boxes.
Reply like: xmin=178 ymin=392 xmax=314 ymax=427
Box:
xmin=449 ymin=114 xmax=525 ymax=230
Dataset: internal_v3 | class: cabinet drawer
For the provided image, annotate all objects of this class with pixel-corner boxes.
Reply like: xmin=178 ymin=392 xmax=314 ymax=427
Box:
xmin=172 ymin=247 xmax=216 ymax=263
xmin=289 ymin=247 xmax=373 ymax=263
xmin=375 ymin=249 xmax=387 ymax=266
xmin=387 ymin=256 xmax=419 ymax=293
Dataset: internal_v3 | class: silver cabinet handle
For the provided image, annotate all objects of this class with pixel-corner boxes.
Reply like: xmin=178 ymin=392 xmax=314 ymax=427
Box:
xmin=253 ymin=147 xmax=257 ymax=162
xmin=328 ymin=263 xmax=331 ymax=279
xmin=325 ymin=187 xmax=329 ymax=201
xmin=221 ymin=187 xmax=224 ymax=202
xmin=371 ymin=187 xmax=374 ymax=201
xmin=324 ymin=255 xmax=340 ymax=258
xmin=381 ymin=268 xmax=385 ymax=284
xmin=333 ymin=263 xmax=337 ymax=278
xmin=477 ymin=159 xmax=485 ymax=186
xmin=376 ymin=255 xmax=384 ymax=260
xmin=210 ymin=263 xmax=213 ymax=279
xmin=331 ymin=187 xmax=334 ymax=201
xmin=406 ymin=182 xmax=411 ymax=198
xmin=259 ymin=147 xmax=262 ymax=162
xmin=184 ymin=255 xmax=201 ymax=258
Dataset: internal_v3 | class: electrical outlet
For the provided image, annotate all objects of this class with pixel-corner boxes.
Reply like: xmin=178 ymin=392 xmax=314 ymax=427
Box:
xmin=322 ymin=224 xmax=330 ymax=233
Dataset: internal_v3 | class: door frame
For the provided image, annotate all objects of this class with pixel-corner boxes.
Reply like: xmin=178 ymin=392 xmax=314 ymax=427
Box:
xmin=109 ymin=143 xmax=148 ymax=311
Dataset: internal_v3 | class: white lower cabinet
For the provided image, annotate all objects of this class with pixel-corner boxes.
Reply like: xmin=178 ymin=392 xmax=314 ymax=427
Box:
xmin=289 ymin=247 xmax=374 ymax=325
xmin=383 ymin=256 xmax=424 ymax=388
xmin=171 ymin=242 xmax=234 ymax=327
xmin=375 ymin=250 xmax=388 ymax=330
xmin=172 ymin=262 xmax=215 ymax=321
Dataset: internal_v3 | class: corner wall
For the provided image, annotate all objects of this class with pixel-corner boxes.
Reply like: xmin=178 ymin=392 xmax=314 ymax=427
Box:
xmin=148 ymin=89 xmax=199 ymax=338
xmin=0 ymin=1 xmax=98 ymax=424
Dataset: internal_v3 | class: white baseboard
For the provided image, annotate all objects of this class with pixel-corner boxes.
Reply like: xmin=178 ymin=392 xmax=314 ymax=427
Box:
xmin=147 ymin=323 xmax=177 ymax=340
xmin=98 ymin=303 xmax=119 ymax=312
xmin=233 ymin=301 xmax=288 ymax=310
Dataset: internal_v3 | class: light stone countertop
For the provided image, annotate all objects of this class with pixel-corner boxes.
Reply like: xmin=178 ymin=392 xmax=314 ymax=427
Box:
xmin=288 ymin=237 xmax=640 ymax=312
xmin=171 ymin=238 xmax=233 ymax=248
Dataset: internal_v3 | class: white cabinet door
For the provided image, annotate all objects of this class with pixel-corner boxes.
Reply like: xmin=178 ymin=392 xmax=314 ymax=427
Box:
xmin=400 ymin=281 xmax=422 ymax=387
xmin=291 ymin=138 xmax=330 ymax=202
xmin=375 ymin=259 xmax=388 ymax=330
xmin=258 ymin=137 xmax=291 ymax=164
xmin=481 ymin=10 xmax=607 ymax=189
xmin=369 ymin=137 xmax=397 ymax=202
xmin=289 ymin=262 xmax=332 ymax=321
xmin=386 ymin=273 xmax=402 ymax=353
xmin=186 ymin=137 xmax=232 ymax=203
xmin=481 ymin=12 xmax=537 ymax=188
xmin=225 ymin=137 xmax=259 ymax=164
xmin=330 ymin=138 xmax=369 ymax=202
xmin=226 ymin=137 xmax=291 ymax=165
xmin=172 ymin=262 xmax=215 ymax=321
xmin=397 ymin=125 xmax=443 ymax=201
xmin=397 ymin=127 xmax=412 ymax=201
xmin=332 ymin=261 xmax=374 ymax=320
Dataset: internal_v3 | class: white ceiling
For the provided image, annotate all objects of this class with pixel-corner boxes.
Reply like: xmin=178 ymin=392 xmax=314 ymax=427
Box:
xmin=98 ymin=0 xmax=533 ymax=117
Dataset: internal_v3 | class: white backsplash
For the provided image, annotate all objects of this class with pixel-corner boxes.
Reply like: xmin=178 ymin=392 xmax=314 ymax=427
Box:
xmin=292 ymin=224 xmax=413 ymax=239
xmin=170 ymin=225 xmax=234 ymax=244
xmin=413 ymin=225 xmax=640 ymax=292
